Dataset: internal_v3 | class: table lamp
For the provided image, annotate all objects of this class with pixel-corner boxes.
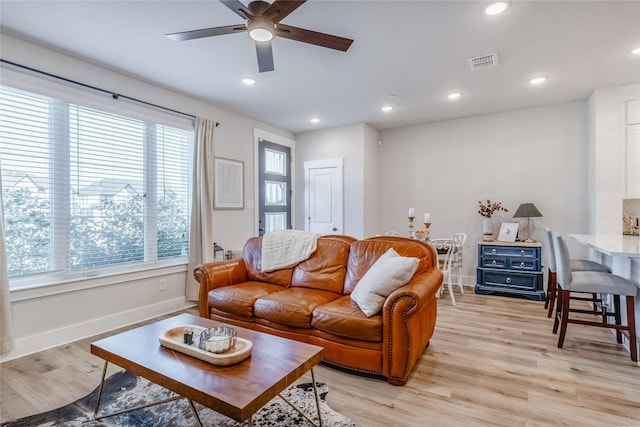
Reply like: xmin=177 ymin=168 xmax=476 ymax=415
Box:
xmin=512 ymin=203 xmax=543 ymax=242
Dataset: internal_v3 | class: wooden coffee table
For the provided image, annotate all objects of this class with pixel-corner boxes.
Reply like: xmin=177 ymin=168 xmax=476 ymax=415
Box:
xmin=90 ymin=313 xmax=325 ymax=426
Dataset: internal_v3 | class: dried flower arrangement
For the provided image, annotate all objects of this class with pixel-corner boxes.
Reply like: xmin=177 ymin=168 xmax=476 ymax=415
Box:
xmin=478 ymin=200 xmax=508 ymax=218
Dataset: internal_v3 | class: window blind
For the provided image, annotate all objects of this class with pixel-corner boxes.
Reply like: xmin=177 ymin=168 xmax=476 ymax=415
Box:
xmin=0 ymin=85 xmax=193 ymax=286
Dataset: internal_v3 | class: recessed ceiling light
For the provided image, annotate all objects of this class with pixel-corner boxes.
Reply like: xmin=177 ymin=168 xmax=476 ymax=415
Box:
xmin=484 ymin=1 xmax=509 ymax=15
xmin=310 ymin=118 xmax=320 ymax=124
xmin=529 ymin=77 xmax=547 ymax=85
xmin=382 ymin=106 xmax=393 ymax=112
xmin=448 ymin=92 xmax=462 ymax=100
xmin=633 ymin=47 xmax=640 ymax=55
xmin=242 ymin=78 xmax=256 ymax=86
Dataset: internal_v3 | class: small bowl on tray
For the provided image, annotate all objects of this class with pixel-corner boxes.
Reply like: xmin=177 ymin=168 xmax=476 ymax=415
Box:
xmin=199 ymin=326 xmax=237 ymax=353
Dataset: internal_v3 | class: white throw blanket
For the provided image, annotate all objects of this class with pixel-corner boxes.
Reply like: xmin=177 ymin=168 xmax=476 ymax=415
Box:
xmin=261 ymin=230 xmax=319 ymax=272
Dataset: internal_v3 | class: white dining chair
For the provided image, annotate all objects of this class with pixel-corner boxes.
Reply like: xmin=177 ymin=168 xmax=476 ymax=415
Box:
xmin=384 ymin=231 xmax=401 ymax=236
xmin=430 ymin=238 xmax=456 ymax=305
xmin=451 ymin=232 xmax=467 ymax=293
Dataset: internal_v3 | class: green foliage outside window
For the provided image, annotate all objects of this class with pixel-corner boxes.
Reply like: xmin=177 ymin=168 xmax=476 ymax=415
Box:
xmin=3 ymin=187 xmax=188 ymax=277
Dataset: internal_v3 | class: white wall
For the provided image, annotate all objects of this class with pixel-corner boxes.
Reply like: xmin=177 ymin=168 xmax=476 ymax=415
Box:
xmin=0 ymin=34 xmax=294 ymax=361
xmin=587 ymin=87 xmax=625 ymax=234
xmin=379 ymin=102 xmax=589 ymax=284
xmin=295 ymin=123 xmax=374 ymax=239
xmin=363 ymin=124 xmax=380 ymax=238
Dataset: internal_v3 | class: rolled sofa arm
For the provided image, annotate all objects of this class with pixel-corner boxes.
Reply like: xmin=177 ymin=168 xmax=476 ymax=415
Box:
xmin=382 ymin=268 xmax=443 ymax=385
xmin=194 ymin=259 xmax=248 ymax=317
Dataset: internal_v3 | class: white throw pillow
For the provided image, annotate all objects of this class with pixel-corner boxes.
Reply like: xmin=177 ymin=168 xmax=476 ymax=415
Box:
xmin=350 ymin=248 xmax=420 ymax=317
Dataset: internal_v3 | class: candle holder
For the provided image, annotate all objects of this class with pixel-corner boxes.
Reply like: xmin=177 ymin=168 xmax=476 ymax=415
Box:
xmin=424 ymin=222 xmax=431 ymax=240
xmin=408 ymin=216 xmax=415 ymax=238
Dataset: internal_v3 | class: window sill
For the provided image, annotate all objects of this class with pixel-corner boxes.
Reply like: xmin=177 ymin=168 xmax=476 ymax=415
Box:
xmin=9 ymin=260 xmax=189 ymax=302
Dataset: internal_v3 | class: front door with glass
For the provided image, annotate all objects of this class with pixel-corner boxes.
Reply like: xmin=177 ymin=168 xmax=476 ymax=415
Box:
xmin=258 ymin=139 xmax=291 ymax=236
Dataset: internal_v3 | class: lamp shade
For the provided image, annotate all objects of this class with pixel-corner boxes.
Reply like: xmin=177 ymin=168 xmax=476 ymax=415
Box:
xmin=512 ymin=203 xmax=543 ymax=218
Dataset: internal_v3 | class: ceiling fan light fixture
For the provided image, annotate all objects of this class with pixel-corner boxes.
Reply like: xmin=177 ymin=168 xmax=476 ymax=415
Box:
xmin=248 ymin=18 xmax=274 ymax=42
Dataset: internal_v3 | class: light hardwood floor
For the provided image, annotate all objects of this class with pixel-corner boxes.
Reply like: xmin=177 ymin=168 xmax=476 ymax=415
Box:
xmin=1 ymin=291 xmax=639 ymax=426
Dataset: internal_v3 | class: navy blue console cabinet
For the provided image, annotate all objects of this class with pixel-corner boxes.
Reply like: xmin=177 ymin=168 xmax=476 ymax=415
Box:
xmin=475 ymin=241 xmax=545 ymax=301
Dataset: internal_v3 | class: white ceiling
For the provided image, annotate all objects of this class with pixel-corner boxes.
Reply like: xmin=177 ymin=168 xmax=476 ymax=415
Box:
xmin=1 ymin=1 xmax=639 ymax=133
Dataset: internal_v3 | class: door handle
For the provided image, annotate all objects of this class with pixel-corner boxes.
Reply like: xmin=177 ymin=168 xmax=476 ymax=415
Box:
xmin=332 ymin=227 xmax=338 ymax=232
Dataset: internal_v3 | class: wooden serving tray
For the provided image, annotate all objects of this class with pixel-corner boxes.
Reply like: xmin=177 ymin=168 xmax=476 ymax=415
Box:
xmin=159 ymin=325 xmax=252 ymax=366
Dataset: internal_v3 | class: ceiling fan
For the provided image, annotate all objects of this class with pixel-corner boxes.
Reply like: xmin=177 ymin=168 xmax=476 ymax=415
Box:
xmin=166 ymin=0 xmax=354 ymax=73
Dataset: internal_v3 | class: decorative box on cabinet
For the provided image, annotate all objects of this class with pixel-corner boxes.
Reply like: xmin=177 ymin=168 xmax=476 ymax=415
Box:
xmin=475 ymin=241 xmax=545 ymax=301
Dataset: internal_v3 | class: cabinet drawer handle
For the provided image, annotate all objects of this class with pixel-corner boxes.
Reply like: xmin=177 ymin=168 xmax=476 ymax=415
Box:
xmin=520 ymin=262 xmax=525 ymax=268
xmin=491 ymin=249 xmax=497 ymax=255
xmin=521 ymin=250 xmax=525 ymax=255
xmin=492 ymin=260 xmax=497 ymax=266
xmin=506 ymin=277 xmax=511 ymax=284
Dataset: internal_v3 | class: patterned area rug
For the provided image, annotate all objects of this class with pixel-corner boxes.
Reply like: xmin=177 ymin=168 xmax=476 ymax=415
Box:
xmin=1 ymin=371 xmax=358 ymax=427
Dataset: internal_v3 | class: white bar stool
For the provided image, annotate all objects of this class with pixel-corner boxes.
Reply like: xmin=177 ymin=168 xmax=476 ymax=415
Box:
xmin=552 ymin=233 xmax=638 ymax=362
xmin=543 ymin=228 xmax=607 ymax=318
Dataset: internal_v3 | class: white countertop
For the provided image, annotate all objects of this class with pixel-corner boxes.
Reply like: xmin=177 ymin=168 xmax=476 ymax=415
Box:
xmin=569 ymin=234 xmax=640 ymax=257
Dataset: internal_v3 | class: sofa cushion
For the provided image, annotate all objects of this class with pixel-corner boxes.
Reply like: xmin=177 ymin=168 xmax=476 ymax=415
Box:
xmin=254 ymin=287 xmax=341 ymax=329
xmin=243 ymin=237 xmax=293 ymax=287
xmin=208 ymin=281 xmax=286 ymax=318
xmin=344 ymin=236 xmax=434 ymax=294
xmin=291 ymin=235 xmax=355 ymax=293
xmin=312 ymin=295 xmax=382 ymax=342
xmin=349 ymin=248 xmax=419 ymax=317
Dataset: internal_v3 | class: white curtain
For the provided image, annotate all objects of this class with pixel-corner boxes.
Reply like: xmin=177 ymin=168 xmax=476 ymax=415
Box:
xmin=186 ymin=117 xmax=216 ymax=301
xmin=0 ymin=172 xmax=15 ymax=354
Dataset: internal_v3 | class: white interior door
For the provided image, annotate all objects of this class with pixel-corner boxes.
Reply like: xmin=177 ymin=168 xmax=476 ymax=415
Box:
xmin=305 ymin=159 xmax=343 ymax=234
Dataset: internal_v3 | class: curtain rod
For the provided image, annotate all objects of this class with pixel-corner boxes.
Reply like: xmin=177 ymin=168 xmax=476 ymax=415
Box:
xmin=0 ymin=58 xmax=220 ymax=127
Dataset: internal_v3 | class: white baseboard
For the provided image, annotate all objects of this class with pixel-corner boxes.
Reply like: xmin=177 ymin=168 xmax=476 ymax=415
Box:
xmin=0 ymin=297 xmax=195 ymax=363
xmin=443 ymin=274 xmax=476 ymax=288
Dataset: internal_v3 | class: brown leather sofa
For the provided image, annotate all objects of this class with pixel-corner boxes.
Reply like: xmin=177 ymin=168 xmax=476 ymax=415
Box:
xmin=194 ymin=235 xmax=443 ymax=385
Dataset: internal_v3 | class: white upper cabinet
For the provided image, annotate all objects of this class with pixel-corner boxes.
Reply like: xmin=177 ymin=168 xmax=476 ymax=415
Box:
xmin=627 ymin=100 xmax=640 ymax=197
xmin=628 ymin=100 xmax=640 ymax=125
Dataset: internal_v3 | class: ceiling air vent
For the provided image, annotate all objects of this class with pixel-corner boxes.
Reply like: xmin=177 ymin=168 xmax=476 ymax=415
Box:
xmin=468 ymin=52 xmax=499 ymax=70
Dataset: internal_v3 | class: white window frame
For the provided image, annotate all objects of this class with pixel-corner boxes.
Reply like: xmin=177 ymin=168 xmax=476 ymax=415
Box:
xmin=1 ymin=68 xmax=194 ymax=296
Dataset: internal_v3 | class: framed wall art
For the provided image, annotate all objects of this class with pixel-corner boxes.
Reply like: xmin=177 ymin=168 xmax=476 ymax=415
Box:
xmin=214 ymin=157 xmax=244 ymax=209
xmin=497 ymin=222 xmax=519 ymax=242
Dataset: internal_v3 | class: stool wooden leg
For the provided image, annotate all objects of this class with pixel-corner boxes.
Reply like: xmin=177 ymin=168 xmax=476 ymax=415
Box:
xmin=614 ymin=295 xmax=623 ymax=344
xmin=547 ymin=272 xmax=557 ymax=318
xmin=544 ymin=269 xmax=552 ymax=310
xmin=557 ymin=289 xmax=570 ymax=348
xmin=553 ymin=284 xmax=563 ymax=334
xmin=626 ymin=296 xmax=638 ymax=362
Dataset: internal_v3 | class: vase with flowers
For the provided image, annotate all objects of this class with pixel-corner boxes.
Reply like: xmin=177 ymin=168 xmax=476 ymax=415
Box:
xmin=478 ymin=200 xmax=508 ymax=241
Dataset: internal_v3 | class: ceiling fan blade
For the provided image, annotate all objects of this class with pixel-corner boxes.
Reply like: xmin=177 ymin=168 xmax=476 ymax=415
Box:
xmin=167 ymin=24 xmax=246 ymax=41
xmin=255 ymin=42 xmax=275 ymax=73
xmin=262 ymin=0 xmax=306 ymax=23
xmin=275 ymin=24 xmax=353 ymax=51
xmin=220 ymin=0 xmax=253 ymax=19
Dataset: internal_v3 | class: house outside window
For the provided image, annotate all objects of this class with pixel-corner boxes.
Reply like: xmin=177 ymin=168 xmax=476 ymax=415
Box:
xmin=0 ymin=85 xmax=193 ymax=288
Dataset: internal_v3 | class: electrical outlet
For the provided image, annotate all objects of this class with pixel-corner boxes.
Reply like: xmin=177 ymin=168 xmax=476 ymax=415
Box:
xmin=159 ymin=279 xmax=167 ymax=292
